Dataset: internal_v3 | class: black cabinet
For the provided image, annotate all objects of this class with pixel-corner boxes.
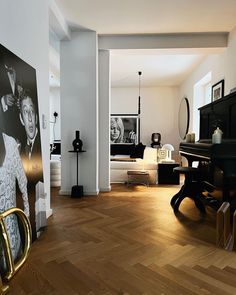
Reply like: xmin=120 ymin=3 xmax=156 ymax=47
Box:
xmin=158 ymin=163 xmax=180 ymax=185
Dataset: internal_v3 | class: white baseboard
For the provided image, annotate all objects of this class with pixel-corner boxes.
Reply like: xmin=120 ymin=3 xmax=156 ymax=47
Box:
xmin=46 ymin=208 xmax=53 ymax=218
xmin=84 ymin=191 xmax=99 ymax=196
xmin=99 ymin=186 xmax=111 ymax=192
xmin=59 ymin=190 xmax=99 ymax=196
xmin=59 ymin=190 xmax=70 ymax=195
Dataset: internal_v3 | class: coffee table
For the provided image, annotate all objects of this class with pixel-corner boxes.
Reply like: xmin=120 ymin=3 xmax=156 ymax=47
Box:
xmin=127 ymin=170 xmax=149 ymax=186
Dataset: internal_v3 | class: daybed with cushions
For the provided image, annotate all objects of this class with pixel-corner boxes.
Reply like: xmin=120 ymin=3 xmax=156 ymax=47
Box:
xmin=50 ymin=141 xmax=61 ymax=187
xmin=110 ymin=144 xmax=158 ymax=184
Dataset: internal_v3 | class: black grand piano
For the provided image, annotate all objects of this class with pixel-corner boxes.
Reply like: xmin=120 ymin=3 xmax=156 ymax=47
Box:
xmin=178 ymin=91 xmax=236 ymax=209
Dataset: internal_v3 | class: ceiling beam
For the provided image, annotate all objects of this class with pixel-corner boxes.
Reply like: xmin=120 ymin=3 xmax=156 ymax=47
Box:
xmin=98 ymin=32 xmax=228 ymax=50
xmin=49 ymin=0 xmax=71 ymax=40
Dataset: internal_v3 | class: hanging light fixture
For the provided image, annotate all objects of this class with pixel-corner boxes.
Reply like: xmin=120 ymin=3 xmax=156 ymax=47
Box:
xmin=138 ymin=71 xmax=142 ymax=116
xmin=138 ymin=71 xmax=142 ymax=143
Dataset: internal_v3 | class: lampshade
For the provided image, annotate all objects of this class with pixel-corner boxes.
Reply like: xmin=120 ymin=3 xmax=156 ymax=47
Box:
xmin=162 ymin=144 xmax=174 ymax=151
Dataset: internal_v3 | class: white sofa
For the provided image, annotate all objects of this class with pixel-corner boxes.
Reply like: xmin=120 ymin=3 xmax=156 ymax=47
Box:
xmin=50 ymin=155 xmax=61 ymax=187
xmin=110 ymin=147 xmax=158 ymax=184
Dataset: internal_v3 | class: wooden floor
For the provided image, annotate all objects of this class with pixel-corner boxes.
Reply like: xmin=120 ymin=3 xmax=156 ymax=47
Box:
xmin=8 ymin=184 xmax=236 ymax=294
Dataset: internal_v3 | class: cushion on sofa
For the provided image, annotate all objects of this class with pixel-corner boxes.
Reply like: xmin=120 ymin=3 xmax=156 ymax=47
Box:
xmin=143 ymin=147 xmax=158 ymax=162
xmin=130 ymin=143 xmax=146 ymax=159
xmin=110 ymin=144 xmax=135 ymax=155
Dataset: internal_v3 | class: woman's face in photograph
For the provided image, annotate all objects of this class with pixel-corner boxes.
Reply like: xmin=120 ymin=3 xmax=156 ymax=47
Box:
xmin=110 ymin=119 xmax=120 ymax=142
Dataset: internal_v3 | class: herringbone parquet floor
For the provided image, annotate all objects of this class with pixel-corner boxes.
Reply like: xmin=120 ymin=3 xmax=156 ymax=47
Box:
xmin=8 ymin=184 xmax=236 ymax=294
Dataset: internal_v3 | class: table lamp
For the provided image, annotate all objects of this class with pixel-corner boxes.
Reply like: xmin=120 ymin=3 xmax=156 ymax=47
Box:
xmin=162 ymin=144 xmax=175 ymax=162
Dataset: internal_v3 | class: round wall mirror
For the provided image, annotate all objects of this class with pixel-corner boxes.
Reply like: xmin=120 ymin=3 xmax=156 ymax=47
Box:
xmin=178 ymin=97 xmax=190 ymax=140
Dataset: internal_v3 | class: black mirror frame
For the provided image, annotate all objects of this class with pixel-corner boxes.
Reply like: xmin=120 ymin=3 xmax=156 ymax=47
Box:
xmin=178 ymin=97 xmax=190 ymax=140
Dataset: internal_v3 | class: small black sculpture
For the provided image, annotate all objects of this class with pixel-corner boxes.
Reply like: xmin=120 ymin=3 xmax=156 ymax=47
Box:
xmin=72 ymin=130 xmax=83 ymax=152
xmin=151 ymin=133 xmax=161 ymax=148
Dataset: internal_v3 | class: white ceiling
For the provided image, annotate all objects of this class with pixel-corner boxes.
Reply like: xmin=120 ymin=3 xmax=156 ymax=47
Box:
xmin=110 ymin=48 xmax=223 ymax=87
xmin=55 ymin=0 xmax=236 ymax=34
xmin=51 ymin=0 xmax=236 ymax=87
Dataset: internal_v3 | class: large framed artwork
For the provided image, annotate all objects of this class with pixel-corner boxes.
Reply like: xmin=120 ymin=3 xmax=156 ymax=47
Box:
xmin=0 ymin=43 xmax=45 ymax=263
xmin=110 ymin=114 xmax=139 ymax=144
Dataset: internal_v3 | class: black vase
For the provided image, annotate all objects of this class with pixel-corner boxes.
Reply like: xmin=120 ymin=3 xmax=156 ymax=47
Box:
xmin=72 ymin=130 xmax=83 ymax=152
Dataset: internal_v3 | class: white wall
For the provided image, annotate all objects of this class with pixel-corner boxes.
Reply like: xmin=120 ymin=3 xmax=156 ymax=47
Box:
xmin=0 ymin=0 xmax=51 ymax=216
xmin=222 ymin=27 xmax=236 ymax=94
xmin=49 ymin=87 xmax=61 ymax=143
xmin=192 ymin=72 xmax=211 ymax=141
xmin=60 ymin=31 xmax=99 ymax=195
xmin=111 ymin=86 xmax=180 ymax=153
xmin=49 ymin=29 xmax=60 ymax=86
xmin=179 ymin=26 xmax=236 ymax=134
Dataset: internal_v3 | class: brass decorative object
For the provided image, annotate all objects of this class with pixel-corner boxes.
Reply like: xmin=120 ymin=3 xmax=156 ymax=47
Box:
xmin=0 ymin=208 xmax=32 ymax=293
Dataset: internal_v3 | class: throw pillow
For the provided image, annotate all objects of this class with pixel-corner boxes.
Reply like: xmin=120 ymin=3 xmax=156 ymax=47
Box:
xmin=110 ymin=144 xmax=135 ymax=155
xmin=130 ymin=143 xmax=146 ymax=159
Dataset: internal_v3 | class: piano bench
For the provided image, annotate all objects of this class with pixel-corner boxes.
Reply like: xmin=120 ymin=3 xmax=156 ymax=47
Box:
xmin=170 ymin=167 xmax=205 ymax=213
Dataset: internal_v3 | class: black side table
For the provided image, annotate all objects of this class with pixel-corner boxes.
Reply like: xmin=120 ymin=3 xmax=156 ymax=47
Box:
xmin=69 ymin=150 xmax=86 ymax=197
xmin=158 ymin=162 xmax=180 ymax=184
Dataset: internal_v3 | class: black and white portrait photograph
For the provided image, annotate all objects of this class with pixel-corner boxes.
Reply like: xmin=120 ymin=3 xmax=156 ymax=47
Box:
xmin=110 ymin=114 xmax=139 ymax=144
xmin=0 ymin=43 xmax=45 ymax=259
xmin=212 ymin=79 xmax=224 ymax=101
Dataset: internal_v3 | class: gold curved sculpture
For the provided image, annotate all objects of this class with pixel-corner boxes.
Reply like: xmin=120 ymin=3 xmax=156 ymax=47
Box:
xmin=0 ymin=208 xmax=32 ymax=294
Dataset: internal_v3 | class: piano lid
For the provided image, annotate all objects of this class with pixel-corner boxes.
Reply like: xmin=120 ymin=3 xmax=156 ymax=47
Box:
xmin=180 ymin=141 xmax=236 ymax=160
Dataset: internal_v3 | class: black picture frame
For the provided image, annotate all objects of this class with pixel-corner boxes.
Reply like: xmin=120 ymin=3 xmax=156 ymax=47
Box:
xmin=178 ymin=97 xmax=190 ymax=140
xmin=110 ymin=114 xmax=139 ymax=144
xmin=212 ymin=79 xmax=224 ymax=102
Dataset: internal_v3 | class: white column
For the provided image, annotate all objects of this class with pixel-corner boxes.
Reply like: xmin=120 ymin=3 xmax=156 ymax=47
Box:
xmin=98 ymin=50 xmax=111 ymax=191
xmin=60 ymin=31 xmax=99 ymax=195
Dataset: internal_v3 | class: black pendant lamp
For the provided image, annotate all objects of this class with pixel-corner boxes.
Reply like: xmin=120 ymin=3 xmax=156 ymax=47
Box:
xmin=138 ymin=71 xmax=142 ymax=116
xmin=138 ymin=71 xmax=142 ymax=143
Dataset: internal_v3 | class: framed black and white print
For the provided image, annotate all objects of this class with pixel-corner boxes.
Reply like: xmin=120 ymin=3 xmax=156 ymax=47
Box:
xmin=212 ymin=79 xmax=224 ymax=102
xmin=110 ymin=114 xmax=139 ymax=144
xmin=0 ymin=43 xmax=45 ymax=244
